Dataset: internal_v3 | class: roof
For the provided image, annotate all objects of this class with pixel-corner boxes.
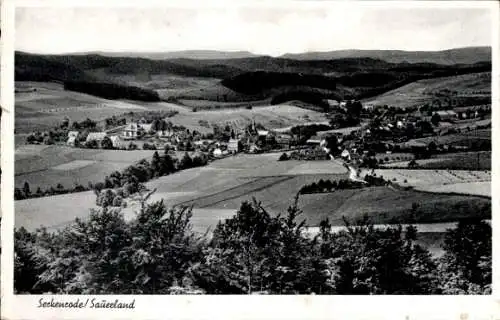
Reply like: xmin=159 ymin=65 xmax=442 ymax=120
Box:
xmin=306 ymin=135 xmax=322 ymax=144
xmin=436 ymin=110 xmax=457 ymax=116
xmin=140 ymin=124 xmax=153 ymax=132
xmin=86 ymin=132 xmax=107 ymax=141
xmin=257 ymin=130 xmax=269 ymax=136
xmin=68 ymin=131 xmax=79 ymax=138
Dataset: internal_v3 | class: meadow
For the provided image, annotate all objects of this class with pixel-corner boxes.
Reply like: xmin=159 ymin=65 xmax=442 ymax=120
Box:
xmin=362 ymin=72 xmax=491 ymax=108
xmin=371 ymin=168 xmax=491 ymax=197
xmin=15 ymin=145 xmax=158 ymax=189
xmin=15 ymin=152 xmax=491 ymax=235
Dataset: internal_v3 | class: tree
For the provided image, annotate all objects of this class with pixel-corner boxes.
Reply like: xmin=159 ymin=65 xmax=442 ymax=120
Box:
xmin=150 ymin=151 xmax=162 ymax=177
xmin=85 ymin=139 xmax=98 ymax=149
xmin=431 ymin=113 xmax=441 ymax=126
xmin=189 ymin=197 xmax=328 ymax=294
xmin=23 ymin=182 xmax=31 ymax=198
xmin=279 ymin=153 xmax=289 ymax=161
xmin=179 ymin=152 xmax=193 ymax=170
xmin=438 ymin=219 xmax=491 ymax=294
xmin=101 ymin=136 xmax=114 ymax=150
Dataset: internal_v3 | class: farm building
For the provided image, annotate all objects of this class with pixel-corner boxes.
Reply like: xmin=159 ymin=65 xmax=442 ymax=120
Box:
xmin=363 ymin=104 xmax=375 ymax=111
xmin=66 ymin=131 xmax=79 ymax=146
xmin=157 ymin=129 xmax=173 ymax=138
xmin=341 ymin=149 xmax=351 ymax=161
xmin=122 ymin=122 xmax=154 ymax=139
xmin=227 ymin=139 xmax=241 ymax=153
xmin=110 ymin=135 xmax=126 ymax=149
xmin=213 ymin=148 xmax=223 ymax=157
xmin=436 ymin=110 xmax=458 ymax=121
xmin=276 ymin=134 xmax=293 ymax=149
xmin=257 ymin=130 xmax=269 ymax=137
xmin=86 ymin=132 xmax=107 ymax=143
xmin=306 ymin=135 xmax=322 ymax=145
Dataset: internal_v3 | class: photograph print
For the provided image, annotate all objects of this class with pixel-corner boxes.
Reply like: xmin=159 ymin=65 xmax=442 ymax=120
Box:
xmin=13 ymin=3 xmax=492 ymax=295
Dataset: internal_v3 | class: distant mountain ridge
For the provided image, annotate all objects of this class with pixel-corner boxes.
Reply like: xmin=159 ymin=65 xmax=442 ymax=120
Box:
xmin=45 ymin=46 xmax=493 ymax=65
xmin=64 ymin=50 xmax=261 ymax=60
xmin=281 ymin=46 xmax=491 ymax=65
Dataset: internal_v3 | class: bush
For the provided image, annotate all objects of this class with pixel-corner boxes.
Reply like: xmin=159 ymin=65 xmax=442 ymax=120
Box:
xmin=278 ymin=153 xmax=289 ymax=161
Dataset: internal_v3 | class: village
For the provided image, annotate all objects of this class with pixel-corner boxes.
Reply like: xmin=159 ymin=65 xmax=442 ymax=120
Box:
xmin=23 ymin=97 xmax=491 ymax=171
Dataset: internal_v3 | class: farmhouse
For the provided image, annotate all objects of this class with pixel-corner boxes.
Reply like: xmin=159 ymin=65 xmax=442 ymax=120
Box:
xmin=66 ymin=131 xmax=79 ymax=146
xmin=157 ymin=129 xmax=173 ymax=138
xmin=86 ymin=132 xmax=107 ymax=145
xmin=436 ymin=110 xmax=457 ymax=121
xmin=306 ymin=135 xmax=322 ymax=145
xmin=110 ymin=135 xmax=126 ymax=149
xmin=122 ymin=122 xmax=154 ymax=139
xmin=276 ymin=134 xmax=293 ymax=149
xmin=227 ymin=138 xmax=241 ymax=153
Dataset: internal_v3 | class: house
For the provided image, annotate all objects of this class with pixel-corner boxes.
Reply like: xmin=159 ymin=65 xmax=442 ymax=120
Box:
xmin=306 ymin=135 xmax=322 ymax=145
xmin=363 ymin=104 xmax=375 ymax=111
xmin=67 ymin=131 xmax=79 ymax=146
xmin=110 ymin=135 xmax=125 ymax=149
xmin=86 ymin=132 xmax=107 ymax=146
xmin=327 ymin=100 xmax=340 ymax=108
xmin=227 ymin=139 xmax=240 ymax=153
xmin=213 ymin=148 xmax=223 ymax=157
xmin=257 ymin=130 xmax=269 ymax=137
xmin=276 ymin=134 xmax=293 ymax=149
xmin=157 ymin=129 xmax=173 ymax=138
xmin=122 ymin=122 xmax=154 ymax=139
xmin=436 ymin=110 xmax=457 ymax=121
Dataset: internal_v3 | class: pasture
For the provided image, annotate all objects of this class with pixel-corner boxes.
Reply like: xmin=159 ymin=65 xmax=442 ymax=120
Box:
xmin=371 ymin=168 xmax=491 ymax=197
xmin=16 ymin=152 xmax=491 ymax=236
xmin=15 ymin=145 xmax=157 ymax=190
xmin=362 ymin=72 xmax=491 ymax=108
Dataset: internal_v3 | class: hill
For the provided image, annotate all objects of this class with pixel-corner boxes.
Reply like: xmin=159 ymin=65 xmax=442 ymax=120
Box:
xmin=71 ymin=50 xmax=261 ymax=60
xmin=15 ymin=50 xmax=491 ymax=106
xmin=282 ymin=46 xmax=492 ymax=65
xmin=362 ymin=72 xmax=491 ymax=108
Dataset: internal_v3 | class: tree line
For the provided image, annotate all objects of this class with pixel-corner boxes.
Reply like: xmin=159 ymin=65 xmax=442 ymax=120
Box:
xmin=14 ymin=195 xmax=491 ymax=294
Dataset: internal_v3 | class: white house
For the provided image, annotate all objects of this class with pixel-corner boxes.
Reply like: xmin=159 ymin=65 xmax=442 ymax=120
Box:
xmin=341 ymin=149 xmax=351 ymax=161
xmin=227 ymin=139 xmax=240 ymax=153
xmin=257 ymin=130 xmax=269 ymax=137
xmin=67 ymin=131 xmax=79 ymax=146
xmin=213 ymin=148 xmax=223 ymax=157
xmin=122 ymin=122 xmax=154 ymax=139
xmin=86 ymin=132 xmax=107 ymax=142
xmin=110 ymin=135 xmax=125 ymax=149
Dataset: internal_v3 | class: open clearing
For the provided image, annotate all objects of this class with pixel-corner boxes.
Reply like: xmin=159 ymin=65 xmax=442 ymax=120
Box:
xmin=15 ymin=145 xmax=157 ymax=189
xmin=371 ymin=168 xmax=491 ymax=197
xmin=16 ymin=152 xmax=490 ymax=235
xmin=362 ymin=72 xmax=491 ymax=108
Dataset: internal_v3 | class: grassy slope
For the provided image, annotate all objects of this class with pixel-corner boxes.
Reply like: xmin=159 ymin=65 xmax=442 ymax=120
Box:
xmin=15 ymin=152 xmax=491 ymax=234
xmin=362 ymin=72 xmax=491 ymax=108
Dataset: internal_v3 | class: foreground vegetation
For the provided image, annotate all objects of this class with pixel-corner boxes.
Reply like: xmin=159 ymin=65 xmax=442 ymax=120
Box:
xmin=14 ymin=195 xmax=491 ymax=295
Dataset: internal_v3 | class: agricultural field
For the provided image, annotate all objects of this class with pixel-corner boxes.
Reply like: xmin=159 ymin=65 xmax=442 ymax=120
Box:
xmin=166 ymin=104 xmax=329 ymax=133
xmin=15 ymin=145 xmax=157 ymax=190
xmin=15 ymin=152 xmax=491 ymax=236
xmin=15 ymin=82 xmax=159 ymax=133
xmin=362 ymin=72 xmax=491 ymax=108
xmin=371 ymin=168 xmax=491 ymax=197
xmin=381 ymin=151 xmax=491 ymax=170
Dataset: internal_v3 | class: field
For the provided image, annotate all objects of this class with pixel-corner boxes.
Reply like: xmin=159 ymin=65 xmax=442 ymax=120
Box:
xmin=15 ymin=82 xmax=159 ymax=133
xmin=15 ymin=81 xmax=328 ymax=136
xmin=362 ymin=72 xmax=491 ymax=108
xmin=381 ymin=151 xmax=491 ymax=170
xmin=371 ymin=168 xmax=491 ymax=197
xmin=16 ymin=152 xmax=491 ymax=235
xmin=15 ymin=145 xmax=158 ymax=190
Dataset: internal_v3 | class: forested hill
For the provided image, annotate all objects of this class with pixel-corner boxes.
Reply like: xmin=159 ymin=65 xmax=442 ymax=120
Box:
xmin=15 ymin=50 xmax=491 ymax=103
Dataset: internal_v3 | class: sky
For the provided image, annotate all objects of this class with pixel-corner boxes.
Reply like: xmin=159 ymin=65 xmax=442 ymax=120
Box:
xmin=15 ymin=5 xmax=492 ymax=56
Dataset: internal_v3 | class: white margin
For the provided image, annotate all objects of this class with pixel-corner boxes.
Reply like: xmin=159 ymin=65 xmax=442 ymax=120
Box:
xmin=1 ymin=1 xmax=499 ymax=319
